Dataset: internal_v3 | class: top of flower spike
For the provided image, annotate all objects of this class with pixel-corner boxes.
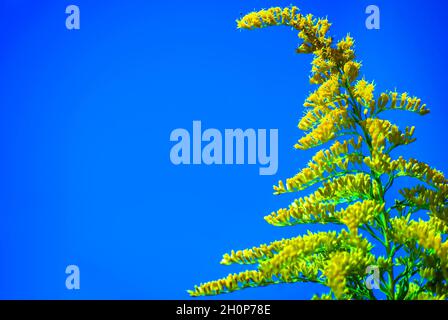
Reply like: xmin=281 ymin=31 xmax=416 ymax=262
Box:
xmin=236 ymin=7 xmax=333 ymax=53
xmin=236 ymin=6 xmax=360 ymax=90
xmin=236 ymin=7 xmax=303 ymax=30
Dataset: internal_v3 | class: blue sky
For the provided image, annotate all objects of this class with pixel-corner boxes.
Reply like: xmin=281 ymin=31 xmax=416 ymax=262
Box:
xmin=0 ymin=0 xmax=446 ymax=299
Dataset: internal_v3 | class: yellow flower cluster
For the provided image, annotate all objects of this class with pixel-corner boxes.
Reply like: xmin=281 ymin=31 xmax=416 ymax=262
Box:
xmin=362 ymin=155 xmax=447 ymax=184
xmin=399 ymin=184 xmax=447 ymax=208
xmin=354 ymin=79 xmax=375 ymax=105
xmin=312 ymin=292 xmax=334 ymax=300
xmin=265 ymin=200 xmax=338 ymax=227
xmin=192 ymin=6 xmax=447 ymax=300
xmin=309 ymin=51 xmax=337 ymax=84
xmin=415 ymin=289 xmax=448 ymax=301
xmin=259 ymin=231 xmax=339 ymax=276
xmin=399 ymin=184 xmax=448 ymax=222
xmin=420 ymin=273 xmax=448 ymax=297
xmin=391 ymin=218 xmax=448 ymax=269
xmin=236 ymin=6 xmax=332 ymax=55
xmin=236 ymin=6 xmax=358 ymax=87
xmin=420 ymin=267 xmax=438 ymax=280
xmin=235 ymin=7 xmax=363 ymax=161
xmin=429 ymin=216 xmax=448 ymax=234
xmin=363 ymin=151 xmax=392 ymax=175
xmin=260 ymin=230 xmax=372 ymax=277
xmin=295 ymin=108 xmax=354 ymax=150
xmin=188 ymin=270 xmax=269 ymax=297
xmin=307 ymin=35 xmax=357 ymax=84
xmin=275 ymin=173 xmax=378 ymax=209
xmin=342 ymin=61 xmax=362 ymax=84
xmin=392 ymin=157 xmax=448 ymax=187
xmin=300 ymin=100 xmax=350 ymax=130
xmin=276 ymin=137 xmax=363 ymax=193
xmin=324 ymin=250 xmax=375 ymax=299
xmin=362 ymin=118 xmax=416 ymax=151
xmin=300 ymin=75 xmax=344 ymax=126
xmin=189 ymin=253 xmax=329 ymax=296
xmin=298 ymin=76 xmax=352 ymax=155
xmin=372 ymin=91 xmax=430 ymax=116
xmin=391 ymin=217 xmax=448 ymax=297
xmin=337 ymin=200 xmax=384 ymax=234
xmin=317 ymin=173 xmax=380 ymax=201
xmin=267 ymin=198 xmax=383 ymax=233
xmin=237 ymin=7 xmax=302 ymax=30
xmin=416 ymin=292 xmax=446 ymax=300
xmin=298 ymin=100 xmax=342 ymax=132
xmin=336 ymin=35 xmax=356 ymax=65
xmin=405 ymin=283 xmax=447 ymax=300
xmin=220 ymin=238 xmax=293 ymax=265
xmin=278 ymin=255 xmax=324 ymax=282
xmin=376 ymin=256 xmax=393 ymax=270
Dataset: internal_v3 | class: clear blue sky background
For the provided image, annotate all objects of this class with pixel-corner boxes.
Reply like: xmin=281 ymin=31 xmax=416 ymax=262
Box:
xmin=0 ymin=0 xmax=446 ymax=299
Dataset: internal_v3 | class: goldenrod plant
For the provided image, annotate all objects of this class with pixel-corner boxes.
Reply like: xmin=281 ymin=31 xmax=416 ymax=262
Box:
xmin=189 ymin=6 xmax=448 ymax=300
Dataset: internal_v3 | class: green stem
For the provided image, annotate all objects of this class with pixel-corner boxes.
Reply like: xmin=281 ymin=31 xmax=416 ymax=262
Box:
xmin=342 ymin=77 xmax=397 ymax=300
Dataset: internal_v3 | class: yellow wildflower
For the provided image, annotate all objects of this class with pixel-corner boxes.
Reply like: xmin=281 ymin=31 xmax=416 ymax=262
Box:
xmin=191 ymin=6 xmax=447 ymax=300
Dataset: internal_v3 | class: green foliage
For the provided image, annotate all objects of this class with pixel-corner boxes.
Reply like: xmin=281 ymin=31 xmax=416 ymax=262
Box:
xmin=189 ymin=6 xmax=448 ymax=300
